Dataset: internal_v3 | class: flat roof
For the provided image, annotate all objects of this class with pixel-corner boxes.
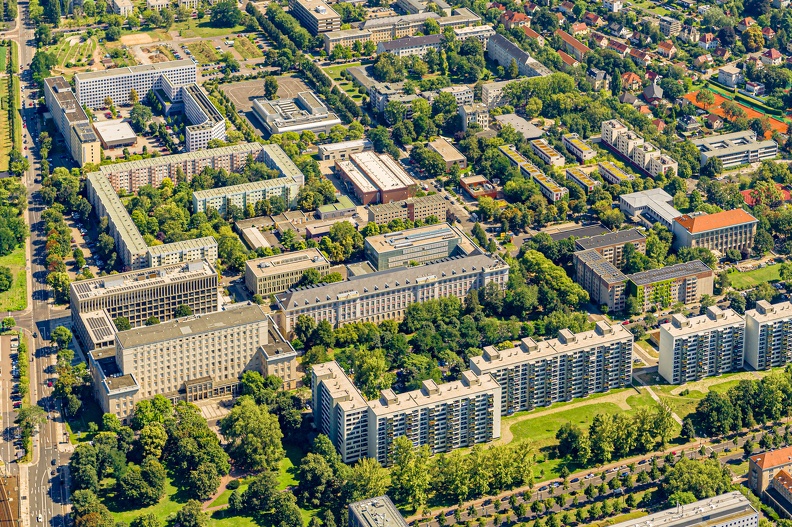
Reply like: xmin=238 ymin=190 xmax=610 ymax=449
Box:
xmin=575 ymin=228 xmax=646 ymax=250
xmin=427 ymin=137 xmax=466 ymax=163
xmin=337 ymin=159 xmax=378 ymax=193
xmin=629 ymin=260 xmax=712 ymax=286
xmin=80 ymin=309 xmax=117 ymax=344
xmin=318 ymin=138 xmax=372 ymax=153
xmin=313 ymin=361 xmax=368 ymax=409
xmin=619 ymin=188 xmax=674 ymax=208
xmin=75 ymin=59 xmax=196 ymax=82
xmin=745 ymin=300 xmax=792 ymax=324
xmin=380 ymin=34 xmax=442 ymax=52
xmin=368 ymin=194 xmax=446 ymax=215
xmin=531 ymin=138 xmax=564 ymax=160
xmin=351 ymin=152 xmax=414 ymax=192
xmin=574 ymin=249 xmax=627 ymax=284
xmin=661 ymin=306 xmax=744 ymax=337
xmin=318 ymin=195 xmax=355 ymax=213
xmin=607 ymin=492 xmax=755 ymax=527
xmin=246 ymin=248 xmax=329 ymax=278
xmin=87 ymin=173 xmax=148 ymax=255
xmin=365 ymin=223 xmax=464 ymax=253
xmin=116 ymin=303 xmax=268 ymax=349
xmin=349 ymin=497 xmax=408 ymax=527
xmin=362 ymin=11 xmax=439 ymax=29
xmin=598 ymin=161 xmax=634 ymax=181
xmin=93 ymin=120 xmax=137 ymax=143
xmin=494 ymin=115 xmax=544 ymax=140
xmin=193 ymin=178 xmax=296 ymax=201
xmin=146 ymin=236 xmax=217 ymax=256
xmin=691 ymin=130 xmax=778 ymax=156
xmin=293 ymin=0 xmax=340 ymax=20
xmin=94 ymin=143 xmax=264 ymax=177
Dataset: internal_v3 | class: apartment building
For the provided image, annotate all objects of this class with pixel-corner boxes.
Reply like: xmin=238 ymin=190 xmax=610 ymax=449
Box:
xmin=672 ymin=209 xmax=758 ymax=253
xmin=597 ymin=161 xmax=634 ymax=184
xmin=364 ymin=223 xmax=477 ymax=271
xmin=335 ymin=152 xmax=416 ymax=205
xmin=608 ymin=492 xmax=756 ymax=527
xmin=112 ymin=0 xmax=133 ymax=15
xmin=323 ymin=29 xmax=372 ymax=53
xmin=562 ymin=133 xmax=597 ymax=161
xmin=692 ymin=130 xmax=778 ymax=169
xmin=244 ymin=249 xmax=331 ymax=297
xmin=288 ymin=0 xmax=341 ymax=34
xmin=531 ymin=139 xmax=566 ymax=167
xmin=565 ymin=167 xmax=599 ymax=193
xmin=481 ymin=79 xmax=519 ymax=109
xmin=349 ymin=497 xmax=408 ymax=527
xmin=486 ymin=34 xmax=552 ymax=78
xmin=470 ymin=321 xmax=633 ymax=415
xmin=427 ymin=137 xmax=467 ymax=170
xmin=182 ymin=84 xmax=226 ymax=151
xmin=71 ymin=260 xmax=219 ymax=350
xmin=377 ymin=34 xmax=442 ymax=58
xmin=745 ymin=300 xmax=792 ymax=370
xmin=252 ymin=90 xmax=342 ymax=136
xmin=89 ymin=305 xmax=296 ymax=420
xmin=659 ymin=306 xmax=745 ymax=384
xmin=575 ymin=229 xmax=646 ymax=267
xmin=396 ymin=0 xmax=451 ymax=14
xmin=459 ymin=103 xmax=490 ymax=132
xmin=193 ymin=177 xmax=302 ymax=214
xmin=421 ymin=86 xmax=474 ymax=106
xmin=659 ymin=16 xmax=682 ymax=36
xmin=74 ymin=60 xmax=197 ymax=108
xmin=91 ymin=143 xmax=269 ymax=193
xmin=499 ymin=144 xmax=568 ymax=202
xmin=367 ymin=371 xmax=500 ymax=465
xmin=276 ymin=253 xmax=509 ymax=335
xmin=555 ymin=29 xmax=591 ymax=60
xmin=147 ymin=0 xmax=169 ymax=11
xmin=601 ymin=119 xmax=679 ymax=177
xmin=43 ymin=77 xmax=101 ymax=167
xmin=573 ymin=250 xmax=628 ymax=312
xmin=146 ymin=237 xmax=218 ymax=267
xmin=750 ymin=445 xmax=792 ymax=493
xmin=367 ymin=194 xmax=447 ymax=224
xmin=453 ymin=24 xmax=496 ymax=46
xmin=629 ymin=260 xmax=714 ymax=311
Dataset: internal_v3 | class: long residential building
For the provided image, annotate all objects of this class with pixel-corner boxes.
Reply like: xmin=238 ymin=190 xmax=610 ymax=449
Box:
xmin=530 ymin=138 xmax=565 ymax=166
xmin=182 ymin=83 xmax=227 ymax=151
xmin=71 ymin=260 xmax=219 ymax=350
xmin=43 ymin=77 xmax=101 ymax=167
xmin=573 ymin=250 xmax=628 ymax=312
xmin=659 ymin=306 xmax=745 ymax=384
xmin=193 ymin=178 xmax=302 ymax=214
xmin=565 ymin=167 xmax=599 ymax=193
xmin=607 ymin=492 xmax=757 ymax=527
xmin=146 ymin=237 xmax=218 ymax=268
xmin=745 ymin=300 xmax=792 ymax=371
xmin=275 ymin=253 xmax=509 ymax=335
xmin=672 ymin=209 xmax=758 ymax=253
xmin=377 ymin=34 xmax=443 ymax=58
xmin=692 ymin=130 xmax=778 ymax=168
xmin=563 ymin=133 xmax=597 ymax=161
xmin=367 ymin=194 xmax=447 ymax=224
xmin=244 ymin=248 xmax=331 ymax=297
xmin=499 ymin=144 xmax=568 ymax=202
xmin=629 ymin=260 xmax=714 ymax=311
xmin=470 ymin=321 xmax=632 ymax=415
xmin=574 ymin=228 xmax=646 ymax=267
xmin=486 ymin=34 xmax=552 ymax=78
xmin=597 ymin=161 xmax=634 ymax=184
xmin=601 ymin=119 xmax=678 ymax=177
xmin=89 ymin=304 xmax=297 ymax=420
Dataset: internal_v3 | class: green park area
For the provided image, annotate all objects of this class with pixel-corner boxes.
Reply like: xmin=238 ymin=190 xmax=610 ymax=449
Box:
xmin=49 ymin=36 xmax=98 ymax=70
xmin=728 ymin=264 xmax=781 ymax=290
xmin=233 ymin=37 xmax=263 ymax=60
xmin=0 ymin=76 xmax=11 ymax=172
xmin=0 ymin=246 xmax=26 ymax=312
xmin=0 ymin=45 xmax=7 ymax=73
xmin=187 ymin=41 xmax=220 ymax=64
xmin=323 ymin=62 xmax=364 ymax=102
xmin=175 ymin=20 xmax=246 ymax=39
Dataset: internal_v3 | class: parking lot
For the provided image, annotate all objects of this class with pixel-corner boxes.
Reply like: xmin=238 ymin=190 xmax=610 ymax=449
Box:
xmin=0 ymin=333 xmax=25 ymax=462
xmin=65 ymin=213 xmax=104 ymax=279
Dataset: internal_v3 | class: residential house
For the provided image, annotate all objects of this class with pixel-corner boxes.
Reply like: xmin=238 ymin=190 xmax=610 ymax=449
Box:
xmin=608 ymin=22 xmax=629 ymax=38
xmin=693 ymin=54 xmax=714 ymax=71
xmin=680 ymin=25 xmax=700 ymax=44
xmin=657 ymin=40 xmax=677 ymax=58
xmin=618 ymin=91 xmax=640 ymax=106
xmin=638 ymin=105 xmax=652 ymax=116
xmin=718 ymin=65 xmax=743 ymax=88
xmin=608 ymin=40 xmax=630 ymax=56
xmin=737 ymin=17 xmax=757 ymax=33
xmin=706 ymin=114 xmax=724 ymax=130
xmin=699 ymin=33 xmax=717 ymax=50
xmin=584 ymin=12 xmax=603 ymax=26
xmin=747 ymin=55 xmax=764 ymax=71
xmin=558 ymin=50 xmax=580 ymax=69
xmin=629 ymin=31 xmax=652 ymax=47
xmin=763 ymin=26 xmax=776 ymax=41
xmin=571 ymin=22 xmax=589 ymax=36
xmin=762 ymin=48 xmax=783 ymax=66
xmin=652 ymin=119 xmax=666 ymax=133
xmin=713 ymin=47 xmax=731 ymax=60
xmin=523 ymin=27 xmax=545 ymax=46
xmin=558 ymin=1 xmax=574 ymax=14
xmin=621 ymin=71 xmax=642 ymax=91
xmin=501 ymin=11 xmax=530 ymax=30
xmin=630 ymin=48 xmax=651 ymax=67
xmin=643 ymin=81 xmax=663 ymax=103
xmin=591 ymin=32 xmax=609 ymax=48
xmin=524 ymin=2 xmax=539 ymax=13
xmin=746 ymin=81 xmax=765 ymax=96
xmin=678 ymin=114 xmax=701 ymax=133
xmin=587 ymin=68 xmax=610 ymax=90
xmin=773 ymin=0 xmax=790 ymax=7
xmin=556 ymin=29 xmax=592 ymax=60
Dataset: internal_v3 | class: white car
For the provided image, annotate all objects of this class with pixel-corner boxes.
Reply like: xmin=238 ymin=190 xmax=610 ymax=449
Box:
xmin=37 ymin=515 xmax=42 ymax=523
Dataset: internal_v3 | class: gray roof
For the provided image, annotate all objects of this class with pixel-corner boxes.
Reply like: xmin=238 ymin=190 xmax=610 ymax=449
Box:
xmin=493 ymin=114 xmax=544 ymax=140
xmin=643 ymin=82 xmax=663 ymax=100
xmin=362 ymin=11 xmax=439 ymax=29
xmin=379 ymin=34 xmax=442 ymax=52
xmin=489 ymin=33 xmax=530 ymax=63
xmin=575 ymin=228 xmax=646 ymax=251
xmin=576 ymin=249 xmax=627 ymax=284
xmin=629 ymin=260 xmax=712 ymax=286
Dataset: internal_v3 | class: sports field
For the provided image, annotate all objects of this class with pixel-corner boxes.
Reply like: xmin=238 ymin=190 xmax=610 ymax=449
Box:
xmin=728 ymin=264 xmax=781 ymax=289
xmin=685 ymin=90 xmax=788 ymax=138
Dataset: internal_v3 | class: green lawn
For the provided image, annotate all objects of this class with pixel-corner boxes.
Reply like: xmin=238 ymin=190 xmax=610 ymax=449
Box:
xmin=0 ymin=246 xmax=26 ymax=312
xmin=65 ymin=397 xmax=104 ymax=444
xmin=653 ymin=384 xmax=705 ymax=419
xmin=0 ymin=46 xmax=8 ymax=72
xmin=323 ymin=62 xmax=364 ymax=101
xmin=233 ymin=37 xmax=263 ymax=60
xmin=175 ymin=20 xmax=247 ymax=38
xmin=187 ymin=41 xmax=220 ymax=64
xmin=729 ymin=265 xmax=781 ymax=290
xmin=279 ymin=443 xmax=302 ymax=489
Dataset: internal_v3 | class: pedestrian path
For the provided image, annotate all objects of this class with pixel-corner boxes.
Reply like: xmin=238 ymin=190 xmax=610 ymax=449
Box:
xmin=632 ymin=373 xmax=683 ymax=425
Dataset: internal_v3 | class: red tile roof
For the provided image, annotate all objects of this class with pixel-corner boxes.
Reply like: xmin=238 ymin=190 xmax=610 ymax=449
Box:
xmin=751 ymin=445 xmax=792 ymax=470
xmin=555 ymin=29 xmax=592 ymax=54
xmin=741 ymin=184 xmax=791 ymax=206
xmin=764 ymin=48 xmax=783 ymax=59
xmin=557 ymin=50 xmax=579 ymax=66
xmin=774 ymin=470 xmax=792 ymax=491
xmin=523 ymin=26 xmax=542 ymax=39
xmin=674 ymin=209 xmax=758 ymax=234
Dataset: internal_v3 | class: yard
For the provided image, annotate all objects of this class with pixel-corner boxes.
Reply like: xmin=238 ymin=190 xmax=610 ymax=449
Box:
xmin=0 ymin=245 xmax=26 ymax=312
xmin=174 ymin=20 xmax=247 ymax=38
xmin=728 ymin=264 xmax=781 ymax=290
xmin=187 ymin=41 xmax=220 ymax=64
xmin=233 ymin=37 xmax=263 ymax=60
xmin=323 ymin=62 xmax=364 ymax=102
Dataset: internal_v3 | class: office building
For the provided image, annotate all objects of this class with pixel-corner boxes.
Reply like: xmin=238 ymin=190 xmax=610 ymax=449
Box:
xmin=71 ymin=260 xmax=219 ymax=349
xmin=74 ymin=60 xmax=197 ymax=108
xmin=43 ymin=77 xmax=101 ymax=168
xmin=182 ymin=84 xmax=227 ymax=151
xmin=427 ymin=137 xmax=467 ymax=170
xmin=608 ymin=492 xmax=756 ymax=527
xmin=367 ymin=194 xmax=447 ymax=224
xmin=421 ymin=85 xmax=474 ymax=106
xmin=619 ymin=188 xmax=682 ymax=228
xmin=91 ymin=142 xmax=270 ymax=194
xmin=318 ymin=196 xmax=356 ymax=221
xmin=672 ymin=209 xmax=758 ymax=253
xmin=499 ymin=144 xmax=568 ymax=202
xmin=459 ymin=103 xmax=489 ymax=132
xmin=323 ymin=29 xmax=372 ymax=54
xmin=335 ymin=152 xmax=416 ymax=205
xmin=628 ymin=260 xmax=714 ymax=311
xmin=659 ymin=306 xmax=745 ymax=384
xmin=751 ymin=445 xmax=792 ymax=493
xmin=245 ymin=248 xmax=331 ymax=297
xmin=453 ymin=24 xmax=495 ymax=46
xmin=573 ymin=250 xmax=628 ymax=311
xmin=692 ymin=130 xmax=778 ymax=168
xmin=601 ymin=119 xmax=678 ymax=177
xmin=146 ymin=237 xmax=218 ymax=267
xmin=597 ymin=161 xmax=634 ymax=184
xmin=367 ymin=371 xmax=500 ymax=464
xmin=349 ymin=497 xmax=408 ymax=527
xmin=288 ymin=0 xmax=341 ymax=34
xmin=318 ymin=139 xmax=373 ymax=161
xmin=252 ymin=90 xmax=342 ymax=136
xmin=745 ymin=300 xmax=792 ymax=370
xmin=364 ymin=223 xmax=477 ymax=271
xmin=89 ymin=304 xmax=296 ymax=420
xmin=193 ymin=178 xmax=302 ymax=214
xmin=531 ymin=139 xmax=565 ymax=167
xmin=562 ymin=133 xmax=597 ymax=161
xmin=486 ymin=34 xmax=552 ymax=78
xmin=361 ymin=12 xmax=441 ymax=43
xmin=659 ymin=16 xmax=682 ymax=36
xmin=397 ymin=0 xmax=450 ymax=14
xmin=575 ymin=229 xmax=646 ymax=266
xmin=377 ymin=34 xmax=443 ymax=58
xmin=276 ymin=253 xmax=509 ymax=335
xmin=471 ymin=321 xmax=632 ymax=415
xmin=481 ymin=79 xmax=519 ymax=109
xmin=93 ymin=120 xmax=137 ymax=150
xmin=565 ymin=167 xmax=599 ymax=193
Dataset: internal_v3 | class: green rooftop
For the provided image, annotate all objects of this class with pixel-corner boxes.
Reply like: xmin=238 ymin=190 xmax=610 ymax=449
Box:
xmin=318 ymin=195 xmax=356 ymax=213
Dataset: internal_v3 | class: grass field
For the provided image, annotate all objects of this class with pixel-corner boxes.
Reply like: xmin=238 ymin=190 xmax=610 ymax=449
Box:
xmin=49 ymin=36 xmax=97 ymax=69
xmin=175 ymin=20 xmax=247 ymax=38
xmin=0 ymin=46 xmax=8 ymax=73
xmin=323 ymin=62 xmax=364 ymax=101
xmin=187 ymin=41 xmax=220 ymax=64
xmin=0 ymin=246 xmax=26 ymax=311
xmin=729 ymin=265 xmax=781 ymax=290
xmin=233 ymin=37 xmax=262 ymax=60
xmin=65 ymin=397 xmax=103 ymax=444
xmin=156 ymin=45 xmax=176 ymax=60
xmin=0 ymin=77 xmax=10 ymax=173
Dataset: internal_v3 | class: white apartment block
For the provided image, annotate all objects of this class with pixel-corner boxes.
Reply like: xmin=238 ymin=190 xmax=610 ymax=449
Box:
xmin=74 ymin=60 xmax=197 ymax=108
xmin=499 ymin=144 xmax=568 ymax=203
xmin=146 ymin=237 xmax=218 ymax=267
xmin=607 ymin=492 xmax=756 ymax=527
xmin=659 ymin=306 xmax=745 ymax=384
xmin=531 ymin=138 xmax=565 ymax=167
xmin=470 ymin=321 xmax=632 ymax=415
xmin=562 ymin=133 xmax=597 ymax=161
xmin=323 ymin=29 xmax=371 ymax=53
xmin=453 ymin=24 xmax=496 ymax=47
xmin=481 ymin=79 xmax=519 ymax=109
xmin=745 ymin=300 xmax=792 ymax=370
xmin=182 ymin=84 xmax=226 ymax=151
xmin=112 ymin=0 xmax=133 ymax=15
xmin=459 ymin=103 xmax=489 ymax=131
xmin=193 ymin=178 xmax=302 ymax=214
xmin=43 ymin=77 xmax=101 ymax=168
xmin=146 ymin=0 xmax=169 ymax=11
xmin=601 ymin=119 xmax=678 ymax=177
xmin=178 ymin=0 xmax=198 ymax=8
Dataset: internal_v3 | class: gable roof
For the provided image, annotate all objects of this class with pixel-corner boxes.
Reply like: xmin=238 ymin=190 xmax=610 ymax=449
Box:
xmin=750 ymin=445 xmax=792 ymax=470
xmin=379 ymin=34 xmax=443 ymax=52
xmin=764 ymin=48 xmax=783 ymax=59
xmin=557 ymin=50 xmax=579 ymax=66
xmin=555 ymin=29 xmax=592 ymax=55
xmin=674 ymin=209 xmax=758 ymax=234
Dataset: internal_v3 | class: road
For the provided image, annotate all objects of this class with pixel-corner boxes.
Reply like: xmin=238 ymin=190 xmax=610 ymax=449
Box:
xmin=6 ymin=4 xmax=71 ymax=526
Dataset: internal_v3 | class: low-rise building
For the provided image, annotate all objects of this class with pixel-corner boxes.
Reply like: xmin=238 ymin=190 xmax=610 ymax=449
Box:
xmin=288 ymin=0 xmax=341 ymax=34
xmin=691 ymin=130 xmax=778 ymax=169
xmin=562 ymin=133 xmax=596 ymax=161
xmin=253 ymin=90 xmax=343 ymax=136
xmin=628 ymin=260 xmax=715 ymax=312
xmin=317 ymin=196 xmax=356 ymax=220
xmin=460 ymin=175 xmax=498 ymax=199
xmin=619 ymin=188 xmax=681 ymax=228
xmin=93 ymin=120 xmax=137 ymax=150
xmin=597 ymin=161 xmax=634 ymax=184
xmin=112 ymin=0 xmax=133 ymax=15
xmin=459 ymin=103 xmax=490 ymax=131
xmin=349 ymin=497 xmax=407 ymax=527
xmin=499 ymin=144 xmax=568 ymax=202
xmin=335 ymin=152 xmax=416 ymax=205
xmin=427 ymin=137 xmax=467 ymax=170
xmin=672 ymin=209 xmax=759 ymax=254
xmin=565 ymin=167 xmax=599 ymax=193
xmin=317 ymin=139 xmax=373 ymax=161
xmin=367 ymin=194 xmax=447 ymax=224
xmin=607 ymin=492 xmax=757 ymax=527
xmin=245 ymin=249 xmax=331 ymax=297
xmin=493 ymin=114 xmax=544 ymax=140
xmin=146 ymin=0 xmax=169 ymax=10
xmin=364 ymin=223 xmax=477 ymax=271
xmin=530 ymin=138 xmax=565 ymax=167
xmin=323 ymin=29 xmax=372 ymax=54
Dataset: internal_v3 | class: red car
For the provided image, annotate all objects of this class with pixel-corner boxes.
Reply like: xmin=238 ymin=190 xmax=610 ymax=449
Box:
xmin=13 ymin=401 xmax=20 ymax=408
xmin=47 ymin=381 xmax=52 ymax=387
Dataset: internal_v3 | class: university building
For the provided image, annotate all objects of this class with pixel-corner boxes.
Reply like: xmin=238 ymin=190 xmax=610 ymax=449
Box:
xmin=244 ymin=249 xmax=331 ymax=297
xmin=363 ymin=223 xmax=477 ymax=271
xmin=366 ymin=194 xmax=447 ymax=224
xmin=672 ymin=209 xmax=758 ymax=254
xmin=43 ymin=77 xmax=101 ymax=168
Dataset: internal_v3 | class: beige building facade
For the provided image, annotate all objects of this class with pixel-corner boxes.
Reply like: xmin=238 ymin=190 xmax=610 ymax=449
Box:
xmin=244 ymin=249 xmax=331 ymax=297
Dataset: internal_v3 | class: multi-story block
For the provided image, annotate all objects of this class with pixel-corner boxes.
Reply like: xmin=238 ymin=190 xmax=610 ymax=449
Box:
xmin=422 ymin=86 xmax=474 ymax=106
xmin=531 ymin=139 xmax=565 ymax=167
xmin=629 ymin=260 xmax=714 ymax=311
xmin=470 ymin=321 xmax=632 ymax=415
xmin=453 ymin=24 xmax=496 ymax=47
xmin=574 ymin=228 xmax=646 ymax=267
xmin=377 ymin=34 xmax=442 ymax=58
xmin=361 ymin=9 xmax=479 ymax=44
xmin=565 ymin=167 xmax=599 ymax=193
xmin=318 ymin=139 xmax=373 ymax=161
xmin=288 ymin=0 xmax=341 ymax=34
xmin=276 ymin=253 xmax=509 ymax=335
xmin=147 ymin=0 xmax=169 ymax=11
xmin=367 ymin=194 xmax=447 ymax=224
xmin=112 ymin=0 xmax=133 ymax=15
xmin=499 ymin=144 xmax=568 ymax=202
xmin=659 ymin=16 xmax=682 ymax=36
xmin=252 ymin=90 xmax=343 ymax=136
xmin=427 ymin=137 xmax=467 ymax=170
xmin=182 ymin=84 xmax=226 ymax=151
xmin=608 ymin=492 xmax=757 ymax=527
xmin=349 ymin=497 xmax=408 ymax=527
xmin=147 ymin=237 xmax=218 ymax=267
xmin=193 ymin=178 xmax=302 ymax=214
xmin=672 ymin=209 xmax=758 ymax=253
xmin=71 ymin=260 xmax=219 ymax=349
xmin=691 ymin=130 xmax=778 ymax=168
xmin=750 ymin=445 xmax=792 ymax=493
xmin=364 ymin=223 xmax=477 ymax=271
xmin=323 ymin=29 xmax=372 ymax=54
xmin=619 ymin=188 xmax=681 ymax=228
xmin=562 ymin=133 xmax=597 ymax=161
xmin=718 ymin=65 xmax=744 ymax=88
xmin=481 ymin=79 xmax=519 ymax=109
xmin=597 ymin=161 xmax=634 ymax=185
xmin=335 ymin=152 xmax=416 ymax=205
xmin=397 ymin=0 xmax=451 ymax=14
xmin=745 ymin=300 xmax=792 ymax=371
xmin=245 ymin=248 xmax=331 ymax=297
xmin=486 ymin=34 xmax=552 ymax=78
xmin=459 ymin=103 xmax=489 ymax=131
xmin=601 ymin=119 xmax=678 ymax=177
xmin=555 ymin=29 xmax=591 ymax=60
xmin=43 ymin=77 xmax=101 ymax=167
xmin=367 ymin=371 xmax=500 ymax=465
xmin=659 ymin=306 xmax=744 ymax=384
xmin=573 ymin=250 xmax=628 ymax=312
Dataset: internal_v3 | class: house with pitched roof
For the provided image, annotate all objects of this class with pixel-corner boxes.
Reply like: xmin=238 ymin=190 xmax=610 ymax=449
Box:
xmin=557 ymin=50 xmax=580 ymax=69
xmin=657 ymin=40 xmax=677 ymax=58
xmin=501 ymin=10 xmax=530 ymax=30
xmin=762 ymin=48 xmax=783 ymax=66
xmin=555 ymin=28 xmax=592 ymax=60
xmin=738 ymin=17 xmax=757 ymax=32
xmin=621 ymin=71 xmax=642 ymax=91
xmin=630 ymin=48 xmax=651 ymax=67
xmin=698 ymin=32 xmax=717 ymax=50
xmin=750 ymin=445 xmax=792 ymax=493
xmin=523 ymin=27 xmax=545 ymax=46
xmin=570 ymin=22 xmax=589 ymax=36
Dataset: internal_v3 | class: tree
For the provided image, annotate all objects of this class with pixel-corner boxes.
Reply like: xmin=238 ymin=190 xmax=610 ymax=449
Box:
xmin=130 ymin=513 xmax=160 ymax=527
xmin=0 ymin=266 xmax=12 ymax=293
xmin=695 ymin=90 xmax=715 ymax=110
xmin=219 ymin=396 xmax=284 ymax=472
xmin=114 ymin=317 xmax=132 ymax=331
xmin=15 ymin=405 xmax=46 ymax=438
xmin=51 ymin=326 xmax=73 ymax=350
xmin=742 ymin=25 xmax=764 ymax=51
xmin=129 ymin=88 xmax=139 ymax=105
xmin=296 ymin=453 xmax=335 ymax=508
xmin=174 ymin=500 xmax=209 ymax=527
xmin=1 ymin=317 xmax=14 ymax=329
xmin=345 ymin=457 xmax=389 ymax=502
xmin=130 ymin=104 xmax=153 ymax=133
xmin=174 ymin=304 xmax=193 ymax=318
xmin=390 ymin=436 xmax=432 ymax=510
xmin=700 ymin=158 xmax=723 ymax=179
xmin=265 ymin=76 xmax=279 ymax=99
xmin=508 ymin=59 xmax=519 ymax=79
xmin=138 ymin=422 xmax=168 ymax=459
xmin=145 ymin=316 xmax=160 ymax=326
xmin=210 ymin=0 xmax=242 ymax=27
xmin=663 ymin=457 xmax=733 ymax=500
xmin=47 ymin=271 xmax=70 ymax=303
